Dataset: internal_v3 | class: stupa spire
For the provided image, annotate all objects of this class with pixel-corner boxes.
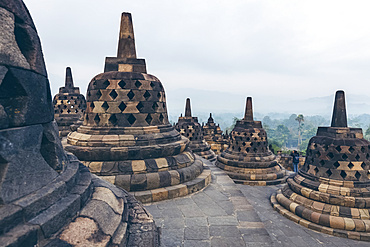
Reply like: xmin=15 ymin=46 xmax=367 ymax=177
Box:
xmin=244 ymin=97 xmax=253 ymax=121
xmin=331 ymin=90 xmax=347 ymax=127
xmin=117 ymin=12 xmax=136 ymax=58
xmin=64 ymin=67 xmax=74 ymax=89
xmin=185 ymin=98 xmax=192 ymax=117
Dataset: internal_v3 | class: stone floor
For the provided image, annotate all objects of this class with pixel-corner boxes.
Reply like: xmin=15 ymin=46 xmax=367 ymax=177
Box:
xmin=144 ymin=159 xmax=369 ymax=246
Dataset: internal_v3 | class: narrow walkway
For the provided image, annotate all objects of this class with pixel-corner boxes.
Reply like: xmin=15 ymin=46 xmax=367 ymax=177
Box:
xmin=145 ymin=159 xmax=370 ymax=246
xmin=238 ymin=184 xmax=369 ymax=247
xmin=144 ymin=159 xmax=272 ymax=247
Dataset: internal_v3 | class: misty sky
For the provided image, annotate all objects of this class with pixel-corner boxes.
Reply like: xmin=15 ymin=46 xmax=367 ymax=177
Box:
xmin=23 ymin=0 xmax=370 ymax=116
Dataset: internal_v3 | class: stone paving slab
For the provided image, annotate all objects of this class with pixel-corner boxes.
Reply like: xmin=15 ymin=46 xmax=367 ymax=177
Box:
xmin=145 ymin=158 xmax=370 ymax=246
xmin=238 ymin=183 xmax=370 ymax=247
xmin=144 ymin=158 xmax=271 ymax=247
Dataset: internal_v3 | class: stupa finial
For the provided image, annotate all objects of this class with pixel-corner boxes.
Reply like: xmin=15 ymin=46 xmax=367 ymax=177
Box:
xmin=117 ymin=12 xmax=136 ymax=59
xmin=65 ymin=67 xmax=74 ymax=89
xmin=244 ymin=97 xmax=253 ymax=121
xmin=185 ymin=98 xmax=192 ymax=117
xmin=331 ymin=90 xmax=347 ymax=127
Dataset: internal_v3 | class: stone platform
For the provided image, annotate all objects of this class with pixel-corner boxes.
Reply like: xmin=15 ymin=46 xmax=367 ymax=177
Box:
xmin=145 ymin=158 xmax=368 ymax=246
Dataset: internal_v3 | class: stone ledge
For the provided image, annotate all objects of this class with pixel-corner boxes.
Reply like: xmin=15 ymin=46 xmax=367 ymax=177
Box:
xmin=132 ymin=167 xmax=211 ymax=203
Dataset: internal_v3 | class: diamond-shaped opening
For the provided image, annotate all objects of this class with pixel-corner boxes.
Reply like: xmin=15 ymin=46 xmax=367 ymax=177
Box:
xmin=361 ymin=146 xmax=366 ymax=153
xmin=109 ymin=114 xmax=117 ymax=125
xmin=316 ymin=151 xmax=321 ymax=158
xmin=109 ymin=89 xmax=118 ymax=100
xmin=361 ymin=162 xmax=367 ymax=170
xmin=143 ymin=91 xmax=151 ymax=100
xmin=314 ymin=167 xmax=319 ymax=175
xmin=118 ymin=80 xmax=126 ymax=89
xmin=136 ymin=102 xmax=144 ymax=111
xmin=145 ymin=114 xmax=153 ymax=124
xmin=135 ymin=80 xmax=142 ymax=88
xmin=96 ymin=90 xmax=102 ymax=99
xmin=355 ymin=171 xmax=361 ymax=180
xmin=246 ymin=137 xmax=250 ymax=141
xmin=90 ymin=102 xmax=95 ymax=109
xmin=101 ymin=101 xmax=109 ymax=111
xmin=326 ymin=169 xmax=332 ymax=177
xmin=367 ymin=153 xmax=370 ymax=159
xmin=127 ymin=90 xmax=135 ymax=100
xmin=102 ymin=80 xmax=110 ymax=89
xmin=118 ymin=102 xmax=127 ymax=112
xmin=327 ymin=152 xmax=334 ymax=159
xmin=340 ymin=170 xmax=347 ymax=179
xmin=355 ymin=154 xmax=361 ymax=161
xmin=157 ymin=92 xmax=161 ymax=99
xmin=342 ymin=153 xmax=348 ymax=160
xmin=335 ymin=146 xmax=341 ymax=152
xmin=159 ymin=113 xmax=164 ymax=123
xmin=150 ymin=81 xmax=155 ymax=88
xmin=333 ymin=161 xmax=340 ymax=168
xmin=94 ymin=114 xmax=100 ymax=124
xmin=127 ymin=114 xmax=136 ymax=125
xmin=67 ymin=109 xmax=71 ymax=113
xmin=250 ymin=142 xmax=254 ymax=146
xmin=242 ymin=142 xmax=246 ymax=146
xmin=348 ymin=162 xmax=354 ymax=169
xmin=319 ymin=160 xmax=325 ymax=166
xmin=246 ymin=148 xmax=250 ymax=152
xmin=238 ymin=147 xmax=241 ymax=152
xmin=152 ymin=102 xmax=159 ymax=110
xmin=348 ymin=146 xmax=355 ymax=153
xmin=253 ymin=147 xmax=258 ymax=152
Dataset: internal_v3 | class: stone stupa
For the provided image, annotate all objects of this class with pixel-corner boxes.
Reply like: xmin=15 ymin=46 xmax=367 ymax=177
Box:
xmin=175 ymin=98 xmax=216 ymax=161
xmin=271 ymin=91 xmax=370 ymax=241
xmin=215 ymin=97 xmax=288 ymax=185
xmin=66 ymin=13 xmax=210 ymax=203
xmin=53 ymin=67 xmax=86 ymax=137
xmin=0 ymin=1 xmax=159 ymax=246
xmin=202 ymin=113 xmax=228 ymax=154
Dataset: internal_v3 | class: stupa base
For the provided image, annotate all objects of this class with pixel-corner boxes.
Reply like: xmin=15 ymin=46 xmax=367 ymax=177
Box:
xmin=130 ymin=166 xmax=211 ymax=203
xmin=271 ymin=189 xmax=370 ymax=241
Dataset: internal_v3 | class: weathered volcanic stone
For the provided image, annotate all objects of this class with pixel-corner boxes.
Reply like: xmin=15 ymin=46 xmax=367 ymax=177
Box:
xmin=175 ymin=98 xmax=216 ymax=161
xmin=215 ymin=97 xmax=288 ymax=186
xmin=202 ymin=113 xmax=229 ymax=154
xmin=53 ymin=67 xmax=86 ymax=138
xmin=271 ymin=90 xmax=370 ymax=241
xmin=65 ymin=12 xmax=210 ymax=203
xmin=0 ymin=2 xmax=159 ymax=246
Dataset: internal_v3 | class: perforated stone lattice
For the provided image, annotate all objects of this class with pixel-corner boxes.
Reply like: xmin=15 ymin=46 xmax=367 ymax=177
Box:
xmin=302 ymin=140 xmax=370 ymax=181
xmin=84 ymin=77 xmax=168 ymax=127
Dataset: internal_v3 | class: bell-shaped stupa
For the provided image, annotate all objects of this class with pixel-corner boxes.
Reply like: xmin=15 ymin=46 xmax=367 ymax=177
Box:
xmin=53 ymin=67 xmax=86 ymax=137
xmin=175 ymin=98 xmax=216 ymax=161
xmin=202 ymin=113 xmax=228 ymax=154
xmin=215 ymin=97 xmax=288 ymax=185
xmin=66 ymin=13 xmax=210 ymax=203
xmin=0 ymin=2 xmax=158 ymax=246
xmin=271 ymin=90 xmax=370 ymax=241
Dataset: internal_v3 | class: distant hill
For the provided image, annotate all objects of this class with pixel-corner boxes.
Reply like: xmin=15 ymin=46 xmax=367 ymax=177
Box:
xmin=166 ymin=88 xmax=370 ymax=130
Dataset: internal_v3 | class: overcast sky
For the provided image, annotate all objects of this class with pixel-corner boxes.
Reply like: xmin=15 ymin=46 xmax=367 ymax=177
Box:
xmin=23 ymin=0 xmax=370 ymax=116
